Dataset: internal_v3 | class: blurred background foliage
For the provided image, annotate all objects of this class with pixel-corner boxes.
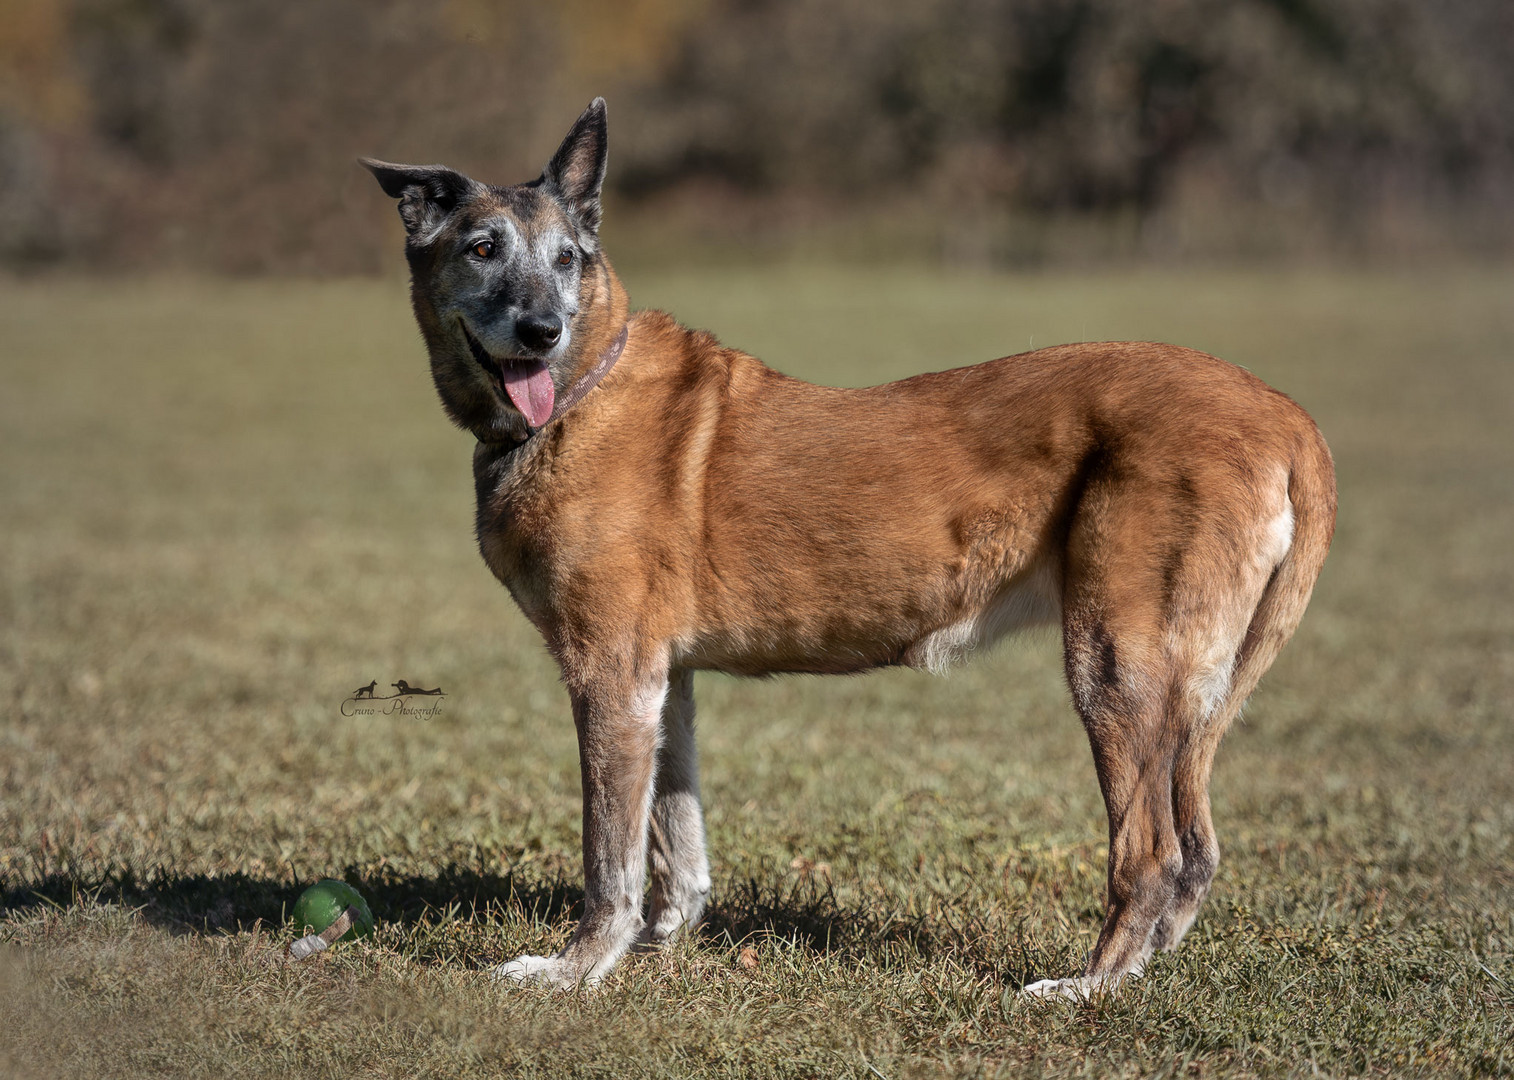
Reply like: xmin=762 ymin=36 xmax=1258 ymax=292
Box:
xmin=0 ymin=0 xmax=1511 ymax=272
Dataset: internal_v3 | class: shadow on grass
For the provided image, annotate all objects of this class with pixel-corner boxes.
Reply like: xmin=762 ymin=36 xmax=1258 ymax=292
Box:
xmin=701 ymin=875 xmax=1044 ymax=984
xmin=1 ymin=864 xmax=582 ymax=937
xmin=702 ymin=875 xmax=921 ymax=953
xmin=3 ymin=865 xmax=1042 ymax=983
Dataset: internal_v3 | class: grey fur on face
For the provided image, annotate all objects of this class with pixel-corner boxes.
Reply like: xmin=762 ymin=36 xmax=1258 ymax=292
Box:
xmin=446 ymin=206 xmax=584 ymax=365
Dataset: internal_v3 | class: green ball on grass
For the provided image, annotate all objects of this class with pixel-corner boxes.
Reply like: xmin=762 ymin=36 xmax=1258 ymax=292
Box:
xmin=291 ymin=879 xmax=374 ymax=944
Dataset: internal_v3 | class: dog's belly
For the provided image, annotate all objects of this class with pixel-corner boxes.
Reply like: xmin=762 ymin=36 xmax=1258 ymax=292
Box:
xmin=898 ymin=556 xmax=1062 ymax=673
xmin=673 ymin=556 xmax=1062 ymax=677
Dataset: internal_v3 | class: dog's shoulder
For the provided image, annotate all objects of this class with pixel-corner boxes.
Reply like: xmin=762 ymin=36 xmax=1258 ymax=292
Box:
xmin=626 ymin=309 xmax=724 ymax=364
xmin=619 ymin=308 xmax=752 ymax=397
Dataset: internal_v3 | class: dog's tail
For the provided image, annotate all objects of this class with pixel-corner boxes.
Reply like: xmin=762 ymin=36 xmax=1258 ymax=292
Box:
xmin=1217 ymin=419 xmax=1337 ymax=725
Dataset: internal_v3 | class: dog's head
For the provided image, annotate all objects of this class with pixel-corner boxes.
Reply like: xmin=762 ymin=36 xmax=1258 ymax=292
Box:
xmin=363 ymin=99 xmax=622 ymax=443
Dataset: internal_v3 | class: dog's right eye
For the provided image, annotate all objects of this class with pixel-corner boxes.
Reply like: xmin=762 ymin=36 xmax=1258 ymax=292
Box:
xmin=472 ymin=240 xmax=494 ymax=259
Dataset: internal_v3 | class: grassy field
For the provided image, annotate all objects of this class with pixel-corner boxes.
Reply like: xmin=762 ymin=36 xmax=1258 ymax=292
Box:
xmin=1 ymin=263 xmax=1511 ymax=1078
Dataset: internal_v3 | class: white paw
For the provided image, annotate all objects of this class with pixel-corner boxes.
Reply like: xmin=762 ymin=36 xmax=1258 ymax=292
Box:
xmin=492 ymin=953 xmax=591 ymax=989
xmin=638 ymin=899 xmax=707 ymax=946
xmin=1022 ymin=972 xmax=1129 ymax=1001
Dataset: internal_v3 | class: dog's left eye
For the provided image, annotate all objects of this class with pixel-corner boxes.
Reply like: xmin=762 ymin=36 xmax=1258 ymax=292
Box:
xmin=472 ymin=240 xmax=494 ymax=259
xmin=557 ymin=248 xmax=574 ymax=266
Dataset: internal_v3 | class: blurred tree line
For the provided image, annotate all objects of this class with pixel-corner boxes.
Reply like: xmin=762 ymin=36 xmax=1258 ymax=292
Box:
xmin=1 ymin=0 xmax=1510 ymax=271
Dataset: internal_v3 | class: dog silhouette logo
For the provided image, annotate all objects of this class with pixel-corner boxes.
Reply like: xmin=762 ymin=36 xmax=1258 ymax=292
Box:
xmin=341 ymin=677 xmax=446 ymax=717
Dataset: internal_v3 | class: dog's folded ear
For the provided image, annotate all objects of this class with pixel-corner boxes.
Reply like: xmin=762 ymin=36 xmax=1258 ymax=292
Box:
xmin=359 ymin=159 xmax=477 ymax=240
xmin=543 ymin=98 xmax=609 ymax=238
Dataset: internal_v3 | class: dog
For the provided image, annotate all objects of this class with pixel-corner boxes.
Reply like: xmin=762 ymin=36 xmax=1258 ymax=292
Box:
xmin=352 ymin=679 xmax=378 ymax=700
xmin=361 ymin=98 xmax=1335 ymax=998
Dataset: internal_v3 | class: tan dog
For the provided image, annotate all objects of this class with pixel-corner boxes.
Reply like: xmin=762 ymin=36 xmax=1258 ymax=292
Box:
xmin=362 ymin=99 xmax=1336 ymax=998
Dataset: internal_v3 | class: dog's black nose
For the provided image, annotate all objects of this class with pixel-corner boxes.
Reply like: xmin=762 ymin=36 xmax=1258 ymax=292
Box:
xmin=517 ymin=313 xmax=563 ymax=351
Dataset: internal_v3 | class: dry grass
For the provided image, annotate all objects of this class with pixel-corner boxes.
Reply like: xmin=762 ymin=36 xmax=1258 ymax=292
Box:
xmin=2 ymin=263 xmax=1511 ymax=1078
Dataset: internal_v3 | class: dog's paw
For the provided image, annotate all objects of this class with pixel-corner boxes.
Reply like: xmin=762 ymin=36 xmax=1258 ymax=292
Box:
xmin=636 ymin=897 xmax=707 ymax=948
xmin=491 ymin=953 xmax=593 ymax=990
xmin=1021 ymin=976 xmax=1093 ymax=1001
xmin=1021 ymin=973 xmax=1129 ymax=1001
xmin=633 ymin=919 xmax=680 ymax=951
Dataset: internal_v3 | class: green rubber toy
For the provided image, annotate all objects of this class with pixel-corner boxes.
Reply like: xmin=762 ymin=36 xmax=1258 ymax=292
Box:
xmin=290 ymin=879 xmax=374 ymax=944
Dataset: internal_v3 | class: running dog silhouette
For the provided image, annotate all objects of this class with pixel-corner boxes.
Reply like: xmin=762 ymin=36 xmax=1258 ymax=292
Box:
xmin=393 ymin=680 xmax=445 ymax=696
xmin=352 ymin=679 xmax=378 ymax=699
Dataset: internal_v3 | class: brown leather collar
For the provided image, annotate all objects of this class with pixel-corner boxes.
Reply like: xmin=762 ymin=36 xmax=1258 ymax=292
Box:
xmin=517 ymin=322 xmax=628 ymax=443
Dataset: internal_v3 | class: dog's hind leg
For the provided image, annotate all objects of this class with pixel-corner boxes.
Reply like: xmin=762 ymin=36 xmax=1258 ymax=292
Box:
xmin=495 ymin=664 xmax=668 ymax=989
xmin=639 ymin=668 xmax=712 ymax=946
xmin=1026 ymin=475 xmax=1198 ymax=1000
xmin=1023 ymin=600 xmax=1185 ymax=1000
xmin=1155 ymin=480 xmax=1314 ymax=953
xmin=1026 ymin=465 xmax=1309 ymax=1000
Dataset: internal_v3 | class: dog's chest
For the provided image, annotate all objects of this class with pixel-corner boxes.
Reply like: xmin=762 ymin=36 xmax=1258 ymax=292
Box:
xmin=471 ymin=442 xmax=558 ymax=623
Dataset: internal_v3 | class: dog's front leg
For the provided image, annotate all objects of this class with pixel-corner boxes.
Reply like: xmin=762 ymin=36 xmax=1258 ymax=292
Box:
xmin=495 ymin=670 xmax=667 ymax=989
xmin=639 ymin=668 xmax=711 ymax=945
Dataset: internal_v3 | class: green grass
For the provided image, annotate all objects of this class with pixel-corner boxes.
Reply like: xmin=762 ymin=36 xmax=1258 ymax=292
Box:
xmin=2 ymin=263 xmax=1511 ymax=1078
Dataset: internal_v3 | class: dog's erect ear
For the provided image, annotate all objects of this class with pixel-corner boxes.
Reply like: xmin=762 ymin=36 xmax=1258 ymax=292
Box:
xmin=360 ymin=159 xmax=477 ymax=239
xmin=542 ymin=98 xmax=608 ymax=235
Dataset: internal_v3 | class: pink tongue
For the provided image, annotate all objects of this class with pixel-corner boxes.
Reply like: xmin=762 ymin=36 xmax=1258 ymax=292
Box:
xmin=502 ymin=363 xmax=555 ymax=428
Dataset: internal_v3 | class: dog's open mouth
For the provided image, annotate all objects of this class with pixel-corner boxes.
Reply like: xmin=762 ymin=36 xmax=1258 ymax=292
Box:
xmin=461 ymin=323 xmax=556 ymax=428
